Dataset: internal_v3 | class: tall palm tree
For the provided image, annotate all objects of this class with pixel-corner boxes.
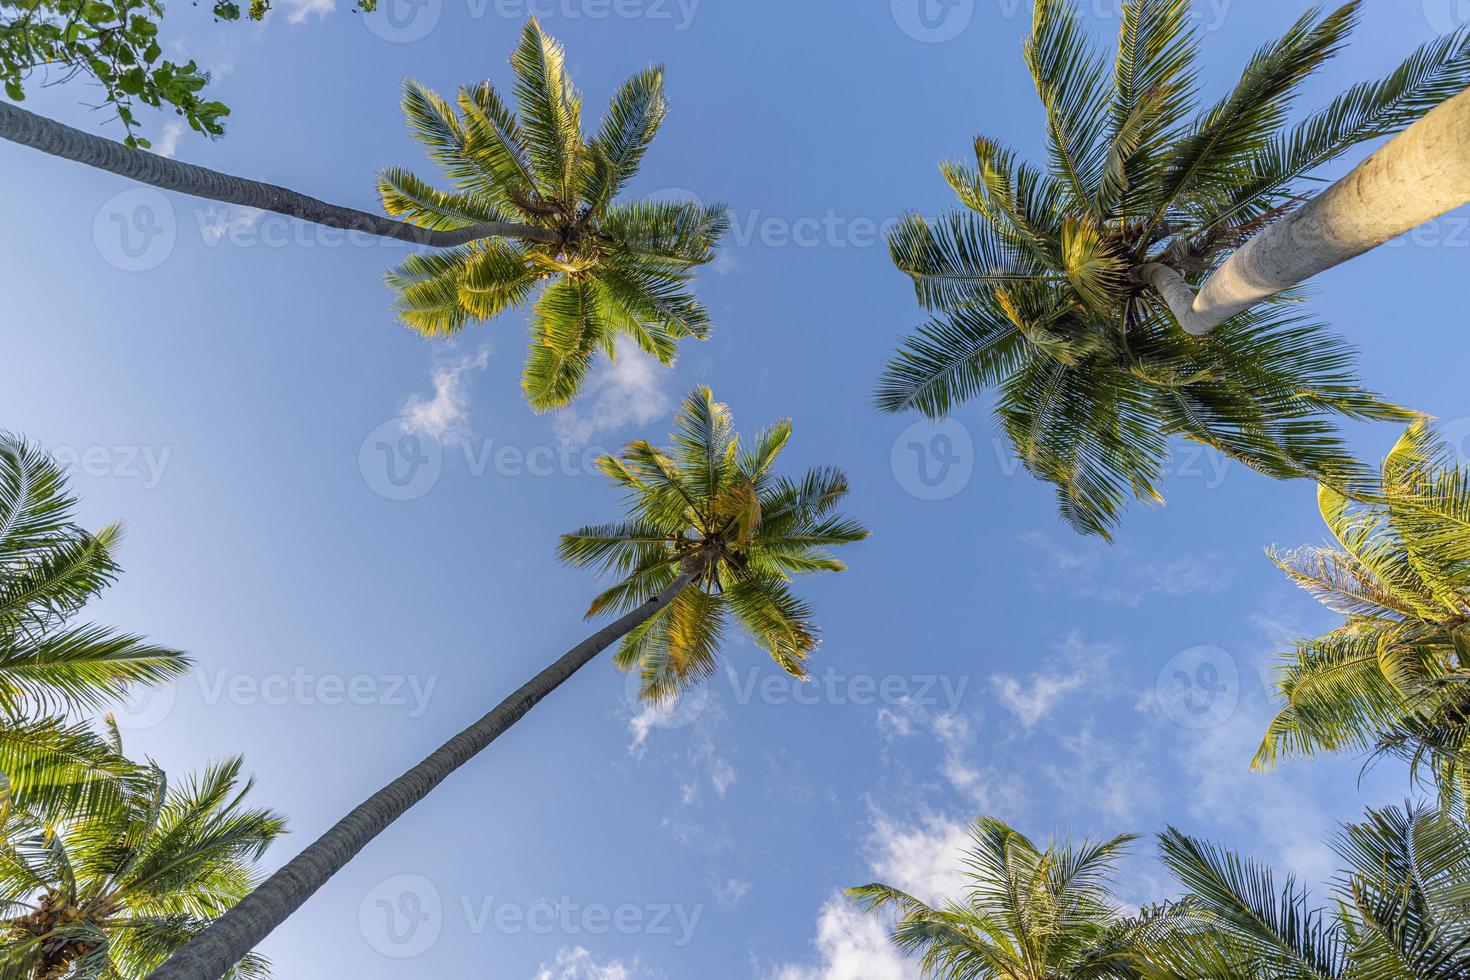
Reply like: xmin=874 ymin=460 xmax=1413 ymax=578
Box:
xmin=850 ymin=816 xmax=1184 ymax=979
xmin=877 ymin=0 xmax=1469 ymax=536
xmin=378 ymin=22 xmax=728 ymax=409
xmin=0 ymin=737 xmax=286 ymax=980
xmin=0 ymin=435 xmax=189 ymax=816
xmin=1153 ymin=802 xmax=1470 ymax=978
xmin=1254 ymin=421 xmax=1470 ymax=807
xmin=145 ymin=387 xmax=867 ymax=980
xmin=0 ymin=20 xmax=725 ymax=410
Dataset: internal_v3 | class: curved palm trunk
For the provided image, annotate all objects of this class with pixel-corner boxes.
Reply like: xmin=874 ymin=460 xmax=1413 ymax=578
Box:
xmin=1144 ymin=85 xmax=1470 ymax=335
xmin=0 ymin=102 xmax=559 ymax=247
xmin=144 ymin=568 xmax=697 ymax=980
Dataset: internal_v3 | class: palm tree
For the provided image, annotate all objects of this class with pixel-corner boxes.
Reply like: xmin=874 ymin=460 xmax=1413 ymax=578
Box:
xmin=1153 ymin=802 xmax=1470 ymax=978
xmin=850 ymin=816 xmax=1185 ymax=979
xmin=378 ymin=23 xmax=728 ymax=409
xmin=0 ymin=737 xmax=286 ymax=980
xmin=877 ymin=0 xmax=1470 ymax=536
xmin=0 ymin=435 xmax=190 ymax=816
xmin=1254 ymin=421 xmax=1470 ymax=807
xmin=145 ymin=387 xmax=867 ymax=980
xmin=0 ymin=20 xmax=725 ymax=410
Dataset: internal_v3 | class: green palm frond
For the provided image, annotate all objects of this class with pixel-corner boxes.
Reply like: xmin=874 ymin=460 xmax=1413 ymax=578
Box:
xmin=563 ymin=386 xmax=867 ymax=702
xmin=0 ymin=746 xmax=283 ymax=979
xmin=378 ymin=20 xmax=725 ymax=410
xmin=879 ymin=0 xmax=1444 ymax=537
xmin=851 ymin=815 xmax=1160 ymax=980
xmin=1257 ymin=423 xmax=1470 ymax=805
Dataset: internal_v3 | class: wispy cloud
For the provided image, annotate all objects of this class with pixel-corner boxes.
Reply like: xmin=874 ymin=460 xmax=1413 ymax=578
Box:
xmin=991 ymin=632 xmax=1115 ymax=729
xmin=534 ymin=947 xmax=643 ymax=980
xmin=197 ymin=206 xmax=263 ymax=243
xmin=554 ymin=348 xmax=671 ymax=446
xmin=282 ymin=0 xmax=334 ymax=23
xmin=711 ymin=876 xmax=751 ymax=908
xmin=400 ymin=348 xmax=491 ymax=445
xmin=154 ymin=121 xmax=184 ymax=159
xmin=1019 ymin=532 xmax=1231 ymax=606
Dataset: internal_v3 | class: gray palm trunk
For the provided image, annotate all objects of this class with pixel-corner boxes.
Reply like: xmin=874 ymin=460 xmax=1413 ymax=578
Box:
xmin=1141 ymin=85 xmax=1470 ymax=335
xmin=145 ymin=567 xmax=699 ymax=980
xmin=0 ymin=101 xmax=560 ymax=247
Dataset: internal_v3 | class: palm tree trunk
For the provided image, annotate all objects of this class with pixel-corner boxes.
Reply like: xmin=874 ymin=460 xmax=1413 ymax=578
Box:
xmin=144 ymin=567 xmax=699 ymax=980
xmin=0 ymin=102 xmax=560 ymax=247
xmin=1143 ymin=85 xmax=1470 ymax=335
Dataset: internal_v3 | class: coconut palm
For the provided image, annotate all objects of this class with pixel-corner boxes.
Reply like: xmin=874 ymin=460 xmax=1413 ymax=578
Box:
xmin=0 ymin=435 xmax=189 ymax=816
xmin=0 ymin=19 xmax=725 ymax=410
xmin=378 ymin=21 xmax=728 ymax=409
xmin=1254 ymin=421 xmax=1470 ymax=807
xmin=145 ymin=387 xmax=866 ymax=980
xmin=850 ymin=816 xmax=1186 ymax=979
xmin=877 ymin=0 xmax=1470 ymax=536
xmin=1153 ymin=802 xmax=1470 ymax=979
xmin=0 ymin=739 xmax=286 ymax=980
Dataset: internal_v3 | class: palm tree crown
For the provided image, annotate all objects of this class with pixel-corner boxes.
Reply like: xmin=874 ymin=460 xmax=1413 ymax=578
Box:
xmin=0 ymin=742 xmax=286 ymax=980
xmin=379 ymin=18 xmax=730 ymax=411
xmin=1256 ymin=421 xmax=1470 ymax=806
xmin=559 ymin=386 xmax=869 ymax=701
xmin=1155 ymin=802 xmax=1470 ymax=979
xmin=877 ymin=0 xmax=1470 ymax=536
xmin=0 ymin=435 xmax=190 ymax=816
xmin=850 ymin=817 xmax=1181 ymax=979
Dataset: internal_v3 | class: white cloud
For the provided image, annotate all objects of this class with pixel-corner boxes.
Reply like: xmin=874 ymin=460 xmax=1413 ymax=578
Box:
xmin=400 ymin=348 xmax=490 ymax=445
xmin=282 ymin=0 xmax=334 ymax=23
xmin=764 ymin=895 xmax=918 ymax=980
xmin=767 ymin=815 xmax=972 ymax=980
xmin=554 ymin=348 xmax=671 ymax=446
xmin=533 ymin=947 xmax=641 ymax=980
xmin=711 ymin=877 xmax=751 ymax=908
xmin=197 ymin=206 xmax=263 ymax=242
xmin=155 ymin=121 xmax=184 ymax=159
xmin=990 ymin=632 xmax=1114 ymax=729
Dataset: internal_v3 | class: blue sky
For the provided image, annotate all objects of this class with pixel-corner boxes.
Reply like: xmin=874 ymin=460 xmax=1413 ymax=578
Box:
xmin=4 ymin=1 xmax=1470 ymax=977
